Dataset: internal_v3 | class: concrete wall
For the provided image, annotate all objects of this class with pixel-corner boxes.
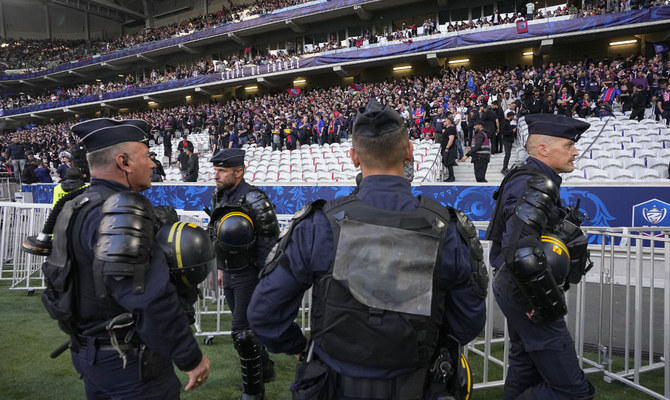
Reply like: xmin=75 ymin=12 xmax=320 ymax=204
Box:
xmin=1 ymin=0 xmax=121 ymax=40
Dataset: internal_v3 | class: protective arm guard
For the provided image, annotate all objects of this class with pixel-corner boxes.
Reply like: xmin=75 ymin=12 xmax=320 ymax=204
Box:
xmin=244 ymin=189 xmax=280 ymax=238
xmin=245 ymin=189 xmax=279 ymax=270
xmin=514 ymin=176 xmax=559 ymax=234
xmin=510 ymin=236 xmax=567 ymax=324
xmin=94 ymin=191 xmax=155 ymax=295
xmin=554 ymin=219 xmax=592 ymax=285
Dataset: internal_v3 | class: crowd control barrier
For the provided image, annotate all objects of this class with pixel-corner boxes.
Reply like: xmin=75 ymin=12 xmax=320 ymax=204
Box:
xmin=1 ymin=201 xmax=668 ymax=397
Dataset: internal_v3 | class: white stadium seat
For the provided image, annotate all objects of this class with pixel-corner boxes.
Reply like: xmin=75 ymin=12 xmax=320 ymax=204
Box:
xmin=634 ymin=168 xmax=661 ymax=180
xmin=583 ymin=167 xmax=609 ymax=180
xmin=607 ymin=167 xmax=634 ymax=180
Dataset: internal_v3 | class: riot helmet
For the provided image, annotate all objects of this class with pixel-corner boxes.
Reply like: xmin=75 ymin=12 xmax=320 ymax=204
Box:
xmin=210 ymin=206 xmax=256 ymax=270
xmin=541 ymin=234 xmax=570 ymax=285
xmin=156 ymin=221 xmax=216 ymax=288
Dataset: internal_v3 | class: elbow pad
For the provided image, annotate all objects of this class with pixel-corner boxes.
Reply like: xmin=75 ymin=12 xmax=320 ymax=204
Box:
xmin=514 ymin=176 xmax=559 ymax=233
xmin=510 ymin=236 xmax=567 ymax=324
xmin=244 ymin=189 xmax=280 ymax=238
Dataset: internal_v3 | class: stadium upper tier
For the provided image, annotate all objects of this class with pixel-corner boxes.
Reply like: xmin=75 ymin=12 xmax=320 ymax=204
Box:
xmin=3 ymin=5 xmax=670 ymax=120
xmin=1 ymin=2 xmax=669 ymax=92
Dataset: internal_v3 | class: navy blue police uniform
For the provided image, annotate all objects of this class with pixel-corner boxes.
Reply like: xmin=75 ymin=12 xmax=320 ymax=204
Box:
xmin=210 ymin=149 xmax=278 ymax=333
xmin=486 ymin=114 xmax=595 ymax=400
xmin=66 ymin=119 xmax=205 ymax=399
xmin=209 ymin=148 xmax=279 ymax=399
xmin=463 ymin=121 xmax=491 ymax=183
xmin=248 ymin=100 xmax=488 ymax=400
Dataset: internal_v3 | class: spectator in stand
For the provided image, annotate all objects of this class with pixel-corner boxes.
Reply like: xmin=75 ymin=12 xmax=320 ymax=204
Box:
xmin=441 ymin=118 xmax=458 ymax=182
xmin=500 ymin=111 xmax=517 ymax=175
xmin=431 ymin=107 xmax=446 ymax=143
xmin=526 ymin=1 xmax=535 ymax=20
xmin=183 ymin=146 xmax=199 ymax=182
xmin=421 ymin=121 xmax=435 ymax=140
xmin=286 ymin=121 xmax=298 ymax=150
xmin=481 ymin=103 xmax=500 ymax=154
xmin=56 ymin=155 xmax=71 ymax=181
xmin=657 ymin=80 xmax=670 ymax=124
xmin=21 ymin=159 xmax=40 ymax=184
xmin=34 ymin=161 xmax=53 ymax=183
xmin=557 ymin=86 xmax=574 ymax=116
xmin=314 ymin=114 xmax=325 ymax=145
xmin=630 ymin=84 xmax=648 ymax=121
xmin=7 ymin=136 xmax=27 ymax=181
xmin=575 ymin=93 xmax=595 ymax=118
xmin=601 ymin=82 xmax=622 ymax=106
xmin=150 ymin=152 xmax=166 ymax=182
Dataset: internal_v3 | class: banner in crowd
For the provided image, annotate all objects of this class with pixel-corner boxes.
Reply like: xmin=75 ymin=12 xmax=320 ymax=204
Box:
xmin=22 ymin=183 xmax=670 ymax=231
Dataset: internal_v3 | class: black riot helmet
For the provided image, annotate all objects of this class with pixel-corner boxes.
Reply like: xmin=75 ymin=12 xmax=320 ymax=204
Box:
xmin=541 ymin=234 xmax=570 ymax=285
xmin=156 ymin=222 xmax=216 ymax=288
xmin=210 ymin=206 xmax=256 ymax=270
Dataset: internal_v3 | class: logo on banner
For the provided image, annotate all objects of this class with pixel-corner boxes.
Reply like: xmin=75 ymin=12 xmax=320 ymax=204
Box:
xmin=643 ymin=205 xmax=667 ymax=225
xmin=287 ymin=88 xmax=301 ymax=97
xmin=516 ymin=20 xmax=528 ymax=34
xmin=632 ymin=198 xmax=670 ymax=227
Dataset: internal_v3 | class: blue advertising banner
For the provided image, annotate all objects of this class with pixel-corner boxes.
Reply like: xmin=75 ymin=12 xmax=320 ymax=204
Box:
xmin=22 ymin=183 xmax=670 ymax=229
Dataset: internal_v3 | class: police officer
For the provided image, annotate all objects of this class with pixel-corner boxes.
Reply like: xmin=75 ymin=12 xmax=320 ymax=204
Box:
xmin=460 ymin=120 xmax=491 ymax=183
xmin=247 ymin=99 xmax=488 ymax=400
xmin=51 ymin=166 xmax=86 ymax=207
xmin=486 ymin=114 xmax=595 ymax=400
xmin=209 ymin=148 xmax=279 ymax=400
xmin=62 ymin=118 xmax=210 ymax=398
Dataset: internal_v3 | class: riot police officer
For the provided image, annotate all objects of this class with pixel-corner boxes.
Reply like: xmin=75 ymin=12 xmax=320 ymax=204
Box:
xmin=247 ymin=99 xmax=488 ymax=400
xmin=209 ymin=148 xmax=279 ymax=400
xmin=486 ymin=114 xmax=595 ymax=400
xmin=55 ymin=118 xmax=210 ymax=398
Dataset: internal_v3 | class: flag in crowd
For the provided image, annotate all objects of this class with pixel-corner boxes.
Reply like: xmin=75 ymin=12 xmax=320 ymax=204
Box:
xmin=653 ymin=43 xmax=668 ymax=54
xmin=516 ymin=20 xmax=529 ymax=34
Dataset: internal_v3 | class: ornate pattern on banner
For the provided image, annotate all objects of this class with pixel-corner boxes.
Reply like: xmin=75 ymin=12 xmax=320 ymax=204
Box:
xmin=22 ymin=184 xmax=670 ymax=231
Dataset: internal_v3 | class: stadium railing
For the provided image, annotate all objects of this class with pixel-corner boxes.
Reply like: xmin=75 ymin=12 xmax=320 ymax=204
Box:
xmin=1 ymin=201 xmax=668 ymax=397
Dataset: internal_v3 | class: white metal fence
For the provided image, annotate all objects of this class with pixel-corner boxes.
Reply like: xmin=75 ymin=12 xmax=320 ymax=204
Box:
xmin=1 ymin=201 xmax=668 ymax=397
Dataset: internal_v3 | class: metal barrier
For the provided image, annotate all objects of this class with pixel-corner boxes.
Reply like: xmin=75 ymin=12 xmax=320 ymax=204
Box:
xmin=0 ymin=174 xmax=20 ymax=201
xmin=0 ymin=201 xmax=51 ymax=288
xmin=577 ymin=227 xmax=670 ymax=400
xmin=1 ymin=201 xmax=668 ymax=397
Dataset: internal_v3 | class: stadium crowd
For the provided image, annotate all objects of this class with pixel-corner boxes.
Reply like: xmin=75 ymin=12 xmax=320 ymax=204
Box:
xmin=2 ymin=0 xmax=669 ymax=77
xmin=0 ymin=0 xmax=315 ymax=73
xmin=2 ymin=50 xmax=669 ymax=183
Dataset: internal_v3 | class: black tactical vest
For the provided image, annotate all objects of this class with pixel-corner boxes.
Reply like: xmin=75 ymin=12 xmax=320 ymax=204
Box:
xmin=310 ymin=194 xmax=451 ymax=369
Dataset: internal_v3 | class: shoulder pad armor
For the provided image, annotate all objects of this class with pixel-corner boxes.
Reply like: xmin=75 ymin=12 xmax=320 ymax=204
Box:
xmin=243 ymin=188 xmax=280 ymax=238
xmin=261 ymin=200 xmax=326 ymax=277
xmin=449 ymin=207 xmax=488 ymax=300
xmin=94 ymin=191 xmax=155 ymax=294
xmin=514 ymin=175 xmax=559 ymax=233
